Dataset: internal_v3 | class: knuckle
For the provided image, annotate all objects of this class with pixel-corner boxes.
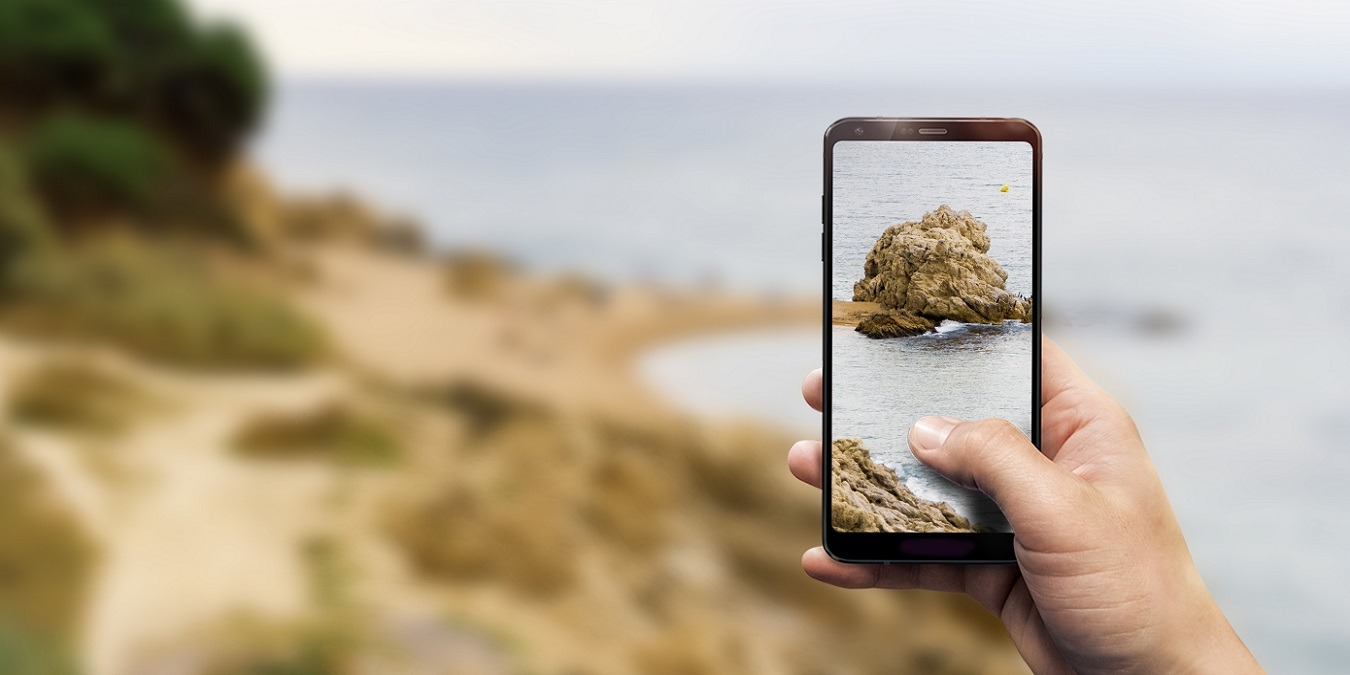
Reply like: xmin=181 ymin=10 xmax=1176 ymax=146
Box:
xmin=1115 ymin=403 xmax=1139 ymax=431
xmin=1101 ymin=399 xmax=1140 ymax=436
xmin=958 ymin=418 xmax=1023 ymax=451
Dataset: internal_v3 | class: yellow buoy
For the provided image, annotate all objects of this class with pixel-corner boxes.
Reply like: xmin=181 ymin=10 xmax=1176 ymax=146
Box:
xmin=1000 ymin=184 xmax=1009 ymax=192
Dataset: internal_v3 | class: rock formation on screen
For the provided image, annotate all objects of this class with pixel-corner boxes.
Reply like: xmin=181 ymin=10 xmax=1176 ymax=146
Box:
xmin=831 ymin=438 xmax=982 ymax=533
xmin=853 ymin=312 xmax=937 ymax=338
xmin=851 ymin=205 xmax=1031 ymax=338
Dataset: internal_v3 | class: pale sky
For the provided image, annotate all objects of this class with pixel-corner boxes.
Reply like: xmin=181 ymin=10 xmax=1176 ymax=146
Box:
xmin=191 ymin=0 xmax=1350 ymax=85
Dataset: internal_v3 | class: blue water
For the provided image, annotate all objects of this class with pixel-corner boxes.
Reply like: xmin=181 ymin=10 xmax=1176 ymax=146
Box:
xmin=256 ymin=81 xmax=1350 ymax=673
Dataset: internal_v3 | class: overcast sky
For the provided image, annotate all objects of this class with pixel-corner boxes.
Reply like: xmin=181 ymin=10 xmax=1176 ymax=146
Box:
xmin=192 ymin=0 xmax=1350 ymax=85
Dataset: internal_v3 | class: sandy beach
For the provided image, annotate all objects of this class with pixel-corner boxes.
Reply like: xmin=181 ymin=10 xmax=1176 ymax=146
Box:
xmin=831 ymin=299 xmax=885 ymax=326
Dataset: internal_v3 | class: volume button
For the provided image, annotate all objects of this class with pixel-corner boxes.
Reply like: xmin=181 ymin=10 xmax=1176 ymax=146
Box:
xmin=821 ymin=232 xmax=825 ymax=262
xmin=821 ymin=194 xmax=826 ymax=225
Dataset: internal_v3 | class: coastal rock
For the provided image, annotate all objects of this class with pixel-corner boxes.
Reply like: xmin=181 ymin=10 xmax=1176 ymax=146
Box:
xmin=855 ymin=312 xmax=936 ymax=338
xmin=852 ymin=205 xmax=1031 ymax=325
xmin=831 ymin=438 xmax=981 ymax=533
xmin=223 ymin=163 xmax=425 ymax=253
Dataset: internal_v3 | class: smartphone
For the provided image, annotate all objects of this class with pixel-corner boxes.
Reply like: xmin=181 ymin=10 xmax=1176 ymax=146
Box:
xmin=822 ymin=118 xmax=1041 ymax=563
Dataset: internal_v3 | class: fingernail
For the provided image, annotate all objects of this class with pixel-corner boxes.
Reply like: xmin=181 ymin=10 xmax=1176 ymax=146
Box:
xmin=911 ymin=416 xmax=959 ymax=451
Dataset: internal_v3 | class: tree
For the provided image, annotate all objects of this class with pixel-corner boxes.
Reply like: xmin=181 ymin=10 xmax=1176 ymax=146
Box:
xmin=0 ymin=0 xmax=268 ymax=167
xmin=0 ymin=0 xmax=118 ymax=103
xmin=153 ymin=22 xmax=269 ymax=162
xmin=75 ymin=0 xmax=191 ymax=60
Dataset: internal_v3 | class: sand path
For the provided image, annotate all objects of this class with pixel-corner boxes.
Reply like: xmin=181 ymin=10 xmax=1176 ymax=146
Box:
xmin=0 ymin=341 xmax=356 ymax=674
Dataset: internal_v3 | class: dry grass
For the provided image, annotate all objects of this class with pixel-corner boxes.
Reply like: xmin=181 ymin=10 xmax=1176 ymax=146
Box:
xmin=437 ymin=378 xmax=544 ymax=441
xmin=633 ymin=622 xmax=746 ymax=675
xmin=233 ymin=403 xmax=403 ymax=467
xmin=391 ymin=415 xmax=582 ymax=597
xmin=581 ymin=449 xmax=674 ymax=553
xmin=8 ymin=358 xmax=152 ymax=433
xmin=382 ymin=383 xmax=1026 ymax=674
xmin=182 ymin=615 xmax=369 ymax=675
xmin=1 ymin=239 xmax=325 ymax=370
xmin=0 ymin=439 xmax=98 ymax=670
xmin=442 ymin=252 xmax=517 ymax=301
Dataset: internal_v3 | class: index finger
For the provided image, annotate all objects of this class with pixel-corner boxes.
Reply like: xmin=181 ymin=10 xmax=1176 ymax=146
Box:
xmin=802 ymin=368 xmax=822 ymax=412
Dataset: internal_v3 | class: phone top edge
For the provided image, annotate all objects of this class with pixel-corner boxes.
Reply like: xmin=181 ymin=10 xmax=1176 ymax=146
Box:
xmin=825 ymin=117 xmax=1040 ymax=146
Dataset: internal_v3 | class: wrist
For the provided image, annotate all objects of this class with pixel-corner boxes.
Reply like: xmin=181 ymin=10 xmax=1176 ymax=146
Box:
xmin=1154 ymin=576 xmax=1261 ymax=674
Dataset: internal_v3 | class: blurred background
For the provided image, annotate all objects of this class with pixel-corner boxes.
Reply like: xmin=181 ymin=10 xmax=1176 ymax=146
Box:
xmin=1 ymin=0 xmax=1347 ymax=673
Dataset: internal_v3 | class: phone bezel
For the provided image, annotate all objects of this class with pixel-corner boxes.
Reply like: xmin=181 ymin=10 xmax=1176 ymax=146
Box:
xmin=822 ymin=117 xmax=1041 ymax=563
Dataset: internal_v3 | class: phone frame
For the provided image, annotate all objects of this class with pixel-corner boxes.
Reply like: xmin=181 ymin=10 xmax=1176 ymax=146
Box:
xmin=822 ymin=117 xmax=1041 ymax=563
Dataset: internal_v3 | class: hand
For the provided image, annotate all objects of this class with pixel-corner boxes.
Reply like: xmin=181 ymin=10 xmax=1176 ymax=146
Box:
xmin=789 ymin=338 xmax=1262 ymax=675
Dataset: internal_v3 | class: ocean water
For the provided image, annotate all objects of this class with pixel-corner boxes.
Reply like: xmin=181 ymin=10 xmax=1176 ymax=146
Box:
xmin=638 ymin=328 xmax=822 ymax=435
xmin=256 ymin=81 xmax=1350 ymax=673
xmin=831 ymin=140 xmax=1033 ymax=529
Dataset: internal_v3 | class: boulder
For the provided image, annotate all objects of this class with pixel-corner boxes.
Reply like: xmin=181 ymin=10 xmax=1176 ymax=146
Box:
xmin=830 ymin=438 xmax=982 ymax=533
xmin=852 ymin=205 xmax=1031 ymax=325
xmin=855 ymin=312 xmax=936 ymax=338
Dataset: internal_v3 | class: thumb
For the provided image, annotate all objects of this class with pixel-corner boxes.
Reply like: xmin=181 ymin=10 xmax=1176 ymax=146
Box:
xmin=908 ymin=417 xmax=1086 ymax=529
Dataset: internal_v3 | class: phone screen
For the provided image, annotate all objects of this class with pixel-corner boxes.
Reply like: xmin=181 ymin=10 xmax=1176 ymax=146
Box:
xmin=829 ymin=137 xmax=1034 ymax=535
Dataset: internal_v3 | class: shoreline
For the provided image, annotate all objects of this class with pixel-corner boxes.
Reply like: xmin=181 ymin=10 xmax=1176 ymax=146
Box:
xmin=599 ymin=291 xmax=817 ymax=365
xmin=636 ymin=325 xmax=821 ymax=434
xmin=295 ymin=247 xmax=818 ymax=422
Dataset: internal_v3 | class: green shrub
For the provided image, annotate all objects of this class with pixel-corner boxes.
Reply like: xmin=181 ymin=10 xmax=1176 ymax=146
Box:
xmin=22 ymin=114 xmax=172 ymax=216
xmin=9 ymin=359 xmax=150 ymax=433
xmin=0 ymin=147 xmax=55 ymax=288
xmin=1 ymin=239 xmax=324 ymax=369
xmin=233 ymin=404 xmax=402 ymax=466
xmin=0 ymin=617 xmax=81 ymax=675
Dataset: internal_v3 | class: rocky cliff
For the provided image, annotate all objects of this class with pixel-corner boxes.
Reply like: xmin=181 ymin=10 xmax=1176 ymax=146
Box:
xmin=851 ymin=205 xmax=1031 ymax=337
xmin=831 ymin=438 xmax=982 ymax=533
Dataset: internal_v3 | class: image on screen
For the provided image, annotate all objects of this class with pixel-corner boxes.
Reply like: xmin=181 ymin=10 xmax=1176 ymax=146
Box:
xmin=831 ymin=140 xmax=1033 ymax=534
